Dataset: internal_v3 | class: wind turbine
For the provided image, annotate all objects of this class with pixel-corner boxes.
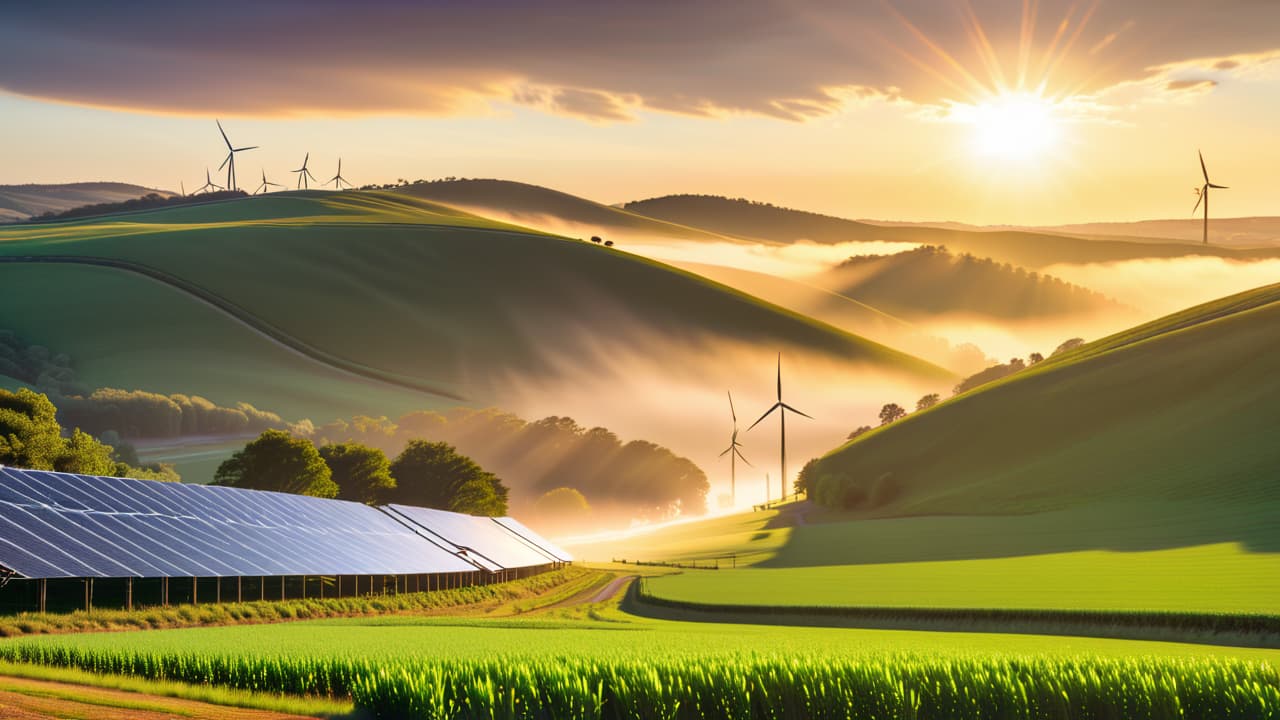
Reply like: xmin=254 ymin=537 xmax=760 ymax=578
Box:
xmin=1193 ymin=150 xmax=1228 ymax=245
xmin=747 ymin=354 xmax=812 ymax=504
xmin=292 ymin=153 xmax=317 ymax=189
xmin=719 ymin=391 xmax=752 ymax=506
xmin=195 ymin=168 xmax=223 ymax=195
xmin=215 ymin=120 xmax=257 ymax=192
xmin=326 ymin=158 xmax=352 ymax=190
xmin=255 ymin=169 xmax=283 ymax=195
xmin=179 ymin=181 xmax=186 ymax=197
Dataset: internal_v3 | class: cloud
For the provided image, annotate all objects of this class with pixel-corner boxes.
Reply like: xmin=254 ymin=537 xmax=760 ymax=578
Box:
xmin=1165 ymin=79 xmax=1218 ymax=92
xmin=1 ymin=1 xmax=1279 ymax=123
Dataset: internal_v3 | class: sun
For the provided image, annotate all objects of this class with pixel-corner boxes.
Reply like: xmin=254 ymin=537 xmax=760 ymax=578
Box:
xmin=954 ymin=92 xmax=1063 ymax=162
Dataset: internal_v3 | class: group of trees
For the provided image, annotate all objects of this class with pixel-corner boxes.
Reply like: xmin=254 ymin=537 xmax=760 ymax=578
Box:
xmin=213 ymin=430 xmax=508 ymax=516
xmin=26 ymin=191 xmax=247 ymax=223
xmin=829 ymin=246 xmax=1116 ymax=318
xmin=296 ymin=408 xmax=708 ymax=522
xmin=845 ymin=338 xmax=1087 ymax=441
xmin=0 ymin=329 xmax=87 ymax=396
xmin=0 ymin=389 xmax=179 ymax=481
xmin=57 ymin=388 xmax=288 ymax=439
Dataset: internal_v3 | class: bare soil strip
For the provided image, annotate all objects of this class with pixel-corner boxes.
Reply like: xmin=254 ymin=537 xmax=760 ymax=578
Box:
xmin=0 ymin=676 xmax=316 ymax=720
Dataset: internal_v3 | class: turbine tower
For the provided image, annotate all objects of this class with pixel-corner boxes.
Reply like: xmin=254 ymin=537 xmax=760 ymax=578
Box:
xmin=747 ymin=353 xmax=812 ymax=504
xmin=1193 ymin=150 xmax=1229 ymax=245
xmin=255 ymin=169 xmax=283 ymax=195
xmin=719 ymin=391 xmax=752 ymax=506
xmin=215 ymin=120 xmax=257 ymax=192
xmin=326 ymin=158 xmax=352 ymax=190
xmin=195 ymin=168 xmax=223 ymax=195
xmin=292 ymin=153 xmax=317 ymax=189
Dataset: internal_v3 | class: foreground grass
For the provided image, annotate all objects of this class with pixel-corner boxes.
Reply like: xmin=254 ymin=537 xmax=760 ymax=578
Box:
xmin=5 ymin=597 xmax=1280 ymax=719
xmin=0 ymin=660 xmax=352 ymax=718
xmin=0 ymin=566 xmax=592 ymax=638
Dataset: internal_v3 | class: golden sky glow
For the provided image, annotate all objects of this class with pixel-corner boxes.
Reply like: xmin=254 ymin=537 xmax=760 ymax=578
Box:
xmin=1 ymin=1 xmax=1277 ymax=225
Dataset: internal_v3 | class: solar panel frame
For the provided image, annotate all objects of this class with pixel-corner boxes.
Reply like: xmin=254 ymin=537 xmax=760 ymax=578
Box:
xmin=384 ymin=504 xmax=558 ymax=571
xmin=0 ymin=466 xmax=480 ymax=579
xmin=491 ymin=516 xmax=574 ymax=563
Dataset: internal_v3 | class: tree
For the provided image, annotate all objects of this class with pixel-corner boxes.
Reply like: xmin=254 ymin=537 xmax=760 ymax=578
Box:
xmin=846 ymin=425 xmax=873 ymax=441
xmin=534 ymin=487 xmax=591 ymax=525
xmin=590 ymin=236 xmax=603 ymax=244
xmin=319 ymin=443 xmax=395 ymax=504
xmin=916 ymin=393 xmax=941 ymax=411
xmin=215 ymin=429 xmax=337 ymax=498
xmin=1029 ymin=352 xmax=1045 ymax=364
xmin=878 ymin=403 xmax=906 ymax=425
xmin=1053 ymin=338 xmax=1085 ymax=356
xmin=387 ymin=440 xmax=508 ymax=516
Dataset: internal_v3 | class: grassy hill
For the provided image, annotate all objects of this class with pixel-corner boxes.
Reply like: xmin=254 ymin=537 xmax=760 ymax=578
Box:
xmin=0 ymin=190 xmax=946 ymax=420
xmin=388 ymin=179 xmax=738 ymax=242
xmin=623 ymin=195 xmax=1280 ymax=269
xmin=0 ymin=182 xmax=173 ymax=223
xmin=812 ymin=245 xmax=1123 ymax=320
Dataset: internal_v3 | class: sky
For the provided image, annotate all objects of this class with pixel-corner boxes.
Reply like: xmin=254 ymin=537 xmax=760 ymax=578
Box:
xmin=1 ymin=0 xmax=1277 ymax=226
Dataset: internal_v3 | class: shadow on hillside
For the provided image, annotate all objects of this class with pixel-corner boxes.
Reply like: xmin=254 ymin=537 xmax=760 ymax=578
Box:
xmin=757 ymin=500 xmax=1280 ymax=568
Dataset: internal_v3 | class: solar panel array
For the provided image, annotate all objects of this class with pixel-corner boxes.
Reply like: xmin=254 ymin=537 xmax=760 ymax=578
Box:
xmin=0 ymin=466 xmax=568 ymax=580
xmin=384 ymin=504 xmax=563 ymax=570
xmin=493 ymin=516 xmax=574 ymax=563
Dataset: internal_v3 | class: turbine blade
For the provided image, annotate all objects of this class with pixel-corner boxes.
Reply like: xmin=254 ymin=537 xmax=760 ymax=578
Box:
xmin=217 ymin=119 xmax=231 ymax=149
xmin=728 ymin=391 xmax=737 ymax=423
xmin=719 ymin=446 xmax=733 ymax=458
xmin=781 ymin=402 xmax=813 ymax=420
xmin=218 ymin=154 xmax=232 ymax=171
xmin=1208 ymin=184 xmax=1228 ymax=189
xmin=306 ymin=169 xmax=317 ymax=180
xmin=1192 ymin=190 xmax=1204 ymax=215
xmin=235 ymin=145 xmax=258 ymax=152
xmin=1199 ymin=150 xmax=1208 ymax=183
xmin=747 ymin=403 xmax=783 ymax=431
xmin=735 ymin=448 xmax=753 ymax=467
xmin=776 ymin=353 xmax=782 ymax=402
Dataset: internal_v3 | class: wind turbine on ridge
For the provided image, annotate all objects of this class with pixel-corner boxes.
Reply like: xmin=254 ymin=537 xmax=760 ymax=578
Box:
xmin=719 ymin=391 xmax=752 ymax=506
xmin=326 ymin=158 xmax=352 ymax=190
xmin=255 ymin=169 xmax=283 ymax=195
xmin=215 ymin=120 xmax=257 ymax=192
xmin=292 ymin=153 xmax=317 ymax=189
xmin=195 ymin=168 xmax=223 ymax=195
xmin=1193 ymin=150 xmax=1229 ymax=245
xmin=747 ymin=353 xmax=812 ymax=504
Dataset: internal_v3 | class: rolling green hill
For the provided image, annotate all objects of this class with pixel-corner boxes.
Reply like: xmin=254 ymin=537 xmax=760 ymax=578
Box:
xmin=388 ymin=179 xmax=739 ymax=242
xmin=0 ymin=190 xmax=947 ymax=420
xmin=804 ymin=282 xmax=1280 ymax=542
xmin=623 ymin=195 xmax=1280 ymax=269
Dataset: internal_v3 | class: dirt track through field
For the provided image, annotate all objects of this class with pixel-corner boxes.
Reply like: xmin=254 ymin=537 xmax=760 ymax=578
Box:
xmin=0 ymin=675 xmax=317 ymax=720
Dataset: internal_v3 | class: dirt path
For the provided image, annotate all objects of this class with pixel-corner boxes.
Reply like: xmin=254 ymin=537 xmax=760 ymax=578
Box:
xmin=542 ymin=574 xmax=636 ymax=611
xmin=0 ymin=675 xmax=316 ymax=720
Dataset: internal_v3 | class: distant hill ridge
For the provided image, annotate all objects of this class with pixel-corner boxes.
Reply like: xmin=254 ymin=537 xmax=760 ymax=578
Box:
xmin=0 ymin=182 xmax=172 ymax=222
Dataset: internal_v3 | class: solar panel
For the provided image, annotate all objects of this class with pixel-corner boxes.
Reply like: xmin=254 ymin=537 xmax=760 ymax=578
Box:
xmin=0 ymin=466 xmax=479 ymax=579
xmin=492 ymin=516 xmax=574 ymax=563
xmin=384 ymin=504 xmax=559 ymax=571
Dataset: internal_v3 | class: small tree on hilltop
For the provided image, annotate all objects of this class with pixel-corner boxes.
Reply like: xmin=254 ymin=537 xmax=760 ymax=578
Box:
xmin=879 ymin=403 xmax=907 ymax=425
xmin=916 ymin=393 xmax=941 ymax=412
xmin=847 ymin=425 xmax=873 ymax=441
xmin=1029 ymin=352 xmax=1044 ymax=365
xmin=319 ymin=442 xmax=396 ymax=505
xmin=215 ymin=429 xmax=338 ymax=498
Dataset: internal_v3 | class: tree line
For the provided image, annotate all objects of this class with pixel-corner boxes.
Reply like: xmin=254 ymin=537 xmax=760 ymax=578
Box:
xmin=0 ymin=389 xmax=179 ymax=481
xmin=25 ymin=191 xmax=247 ymax=223
xmin=214 ymin=431 xmax=508 ymax=516
xmin=298 ymin=408 xmax=709 ymax=521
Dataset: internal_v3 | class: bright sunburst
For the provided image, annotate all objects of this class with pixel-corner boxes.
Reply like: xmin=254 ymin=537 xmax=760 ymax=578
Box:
xmin=956 ymin=92 xmax=1062 ymax=161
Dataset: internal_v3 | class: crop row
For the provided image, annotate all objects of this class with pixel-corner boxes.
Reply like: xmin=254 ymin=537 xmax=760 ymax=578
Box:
xmin=0 ymin=643 xmax=1276 ymax=719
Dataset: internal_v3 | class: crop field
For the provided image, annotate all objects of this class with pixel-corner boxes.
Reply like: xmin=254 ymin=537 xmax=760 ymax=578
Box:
xmin=3 ymin=612 xmax=1278 ymax=718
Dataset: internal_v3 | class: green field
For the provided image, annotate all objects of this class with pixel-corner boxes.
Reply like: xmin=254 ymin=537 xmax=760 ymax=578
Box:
xmin=0 ymin=191 xmax=946 ymax=410
xmin=4 ymin=607 xmax=1278 ymax=718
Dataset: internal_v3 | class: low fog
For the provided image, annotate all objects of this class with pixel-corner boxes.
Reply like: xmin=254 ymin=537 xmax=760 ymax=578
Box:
xmin=1043 ymin=257 xmax=1280 ymax=317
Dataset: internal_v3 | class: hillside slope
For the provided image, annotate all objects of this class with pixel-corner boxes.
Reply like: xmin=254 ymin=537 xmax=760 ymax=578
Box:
xmin=0 ymin=190 xmax=947 ymax=408
xmin=389 ymin=179 xmax=737 ymax=242
xmin=804 ymin=282 xmax=1280 ymax=549
xmin=0 ymin=182 xmax=172 ymax=223
xmin=624 ymin=195 xmax=1280 ymax=269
